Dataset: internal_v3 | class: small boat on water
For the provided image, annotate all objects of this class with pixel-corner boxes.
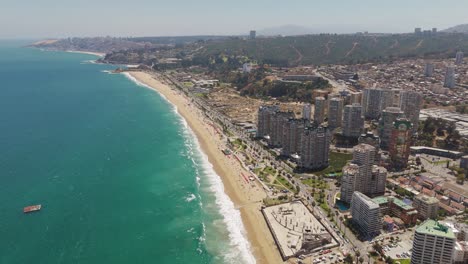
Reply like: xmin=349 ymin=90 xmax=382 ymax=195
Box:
xmin=23 ymin=204 xmax=41 ymax=213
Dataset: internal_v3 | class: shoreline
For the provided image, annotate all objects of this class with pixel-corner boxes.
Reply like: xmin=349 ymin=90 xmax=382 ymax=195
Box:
xmin=126 ymin=71 xmax=282 ymax=264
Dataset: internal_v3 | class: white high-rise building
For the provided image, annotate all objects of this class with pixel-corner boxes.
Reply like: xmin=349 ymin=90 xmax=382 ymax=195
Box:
xmin=328 ymin=98 xmax=343 ymax=129
xmin=444 ymin=67 xmax=456 ymax=88
xmin=281 ymin=119 xmax=306 ymax=157
xmin=362 ymin=88 xmax=394 ymax=120
xmin=343 ymin=103 xmax=364 ymax=138
xmin=299 ymin=126 xmax=331 ymax=170
xmin=303 ymin=103 xmax=312 ymax=121
xmin=256 ymin=105 xmax=279 ymax=138
xmin=340 ymin=144 xmax=387 ymax=203
xmin=351 ymin=192 xmax=381 ymax=239
xmin=456 ymin=51 xmax=464 ymax=65
xmin=314 ymin=97 xmax=327 ymax=125
xmin=411 ymin=220 xmax=456 ymax=264
xmin=413 ymin=195 xmax=439 ymax=220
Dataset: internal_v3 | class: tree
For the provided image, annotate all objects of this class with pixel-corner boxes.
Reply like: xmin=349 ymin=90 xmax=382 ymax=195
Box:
xmin=359 ymin=257 xmax=364 ymax=263
xmin=344 ymin=254 xmax=354 ymax=264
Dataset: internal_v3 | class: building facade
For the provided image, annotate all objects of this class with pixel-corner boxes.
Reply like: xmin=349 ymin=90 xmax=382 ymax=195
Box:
xmin=378 ymin=107 xmax=404 ymax=150
xmin=256 ymin=105 xmax=279 ymax=138
xmin=281 ymin=118 xmax=306 ymax=157
xmin=456 ymin=51 xmax=464 ymax=65
xmin=299 ymin=126 xmax=331 ymax=170
xmin=444 ymin=67 xmax=456 ymax=88
xmin=314 ymin=97 xmax=327 ymax=125
xmin=351 ymin=192 xmax=381 ymax=239
xmin=362 ymin=88 xmax=394 ymax=120
xmin=340 ymin=144 xmax=388 ymax=203
xmin=388 ymin=118 xmax=413 ymax=170
xmin=343 ymin=103 xmax=364 ymax=138
xmin=413 ymin=195 xmax=439 ymax=220
xmin=303 ymin=103 xmax=312 ymax=121
xmin=399 ymin=90 xmax=422 ymax=132
xmin=269 ymin=111 xmax=295 ymax=147
xmin=411 ymin=220 xmax=456 ymax=264
xmin=424 ymin=63 xmax=434 ymax=77
xmin=328 ymin=97 xmax=343 ymax=129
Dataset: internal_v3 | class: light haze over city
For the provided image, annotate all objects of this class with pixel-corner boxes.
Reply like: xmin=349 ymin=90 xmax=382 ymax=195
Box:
xmin=2 ymin=0 xmax=468 ymax=38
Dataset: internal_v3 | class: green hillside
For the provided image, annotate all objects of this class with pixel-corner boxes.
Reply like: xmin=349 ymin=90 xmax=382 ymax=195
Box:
xmin=195 ymin=33 xmax=468 ymax=66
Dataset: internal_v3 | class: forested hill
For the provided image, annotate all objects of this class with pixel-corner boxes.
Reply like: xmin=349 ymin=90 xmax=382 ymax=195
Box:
xmin=194 ymin=33 xmax=468 ymax=66
xmin=33 ymin=33 xmax=468 ymax=67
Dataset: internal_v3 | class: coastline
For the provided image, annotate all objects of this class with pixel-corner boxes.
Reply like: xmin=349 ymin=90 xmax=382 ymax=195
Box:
xmin=126 ymin=71 xmax=283 ymax=264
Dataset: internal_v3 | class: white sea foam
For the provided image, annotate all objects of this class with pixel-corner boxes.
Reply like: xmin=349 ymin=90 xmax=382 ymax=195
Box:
xmin=123 ymin=72 xmax=256 ymax=264
xmin=185 ymin=193 xmax=197 ymax=202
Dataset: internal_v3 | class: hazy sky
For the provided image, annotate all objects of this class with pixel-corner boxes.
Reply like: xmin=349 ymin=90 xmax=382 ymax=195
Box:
xmin=1 ymin=0 xmax=467 ymax=38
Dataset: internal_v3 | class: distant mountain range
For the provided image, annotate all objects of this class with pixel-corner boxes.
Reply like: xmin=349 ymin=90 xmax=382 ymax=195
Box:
xmin=442 ymin=24 xmax=468 ymax=34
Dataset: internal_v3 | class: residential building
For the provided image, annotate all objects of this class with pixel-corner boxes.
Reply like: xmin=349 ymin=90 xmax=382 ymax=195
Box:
xmin=388 ymin=118 xmax=413 ymax=170
xmin=358 ymin=132 xmax=381 ymax=162
xmin=362 ymin=88 xmax=394 ymax=120
xmin=456 ymin=51 xmax=464 ymax=65
xmin=256 ymin=105 xmax=279 ymax=138
xmin=340 ymin=144 xmax=387 ymax=203
xmin=351 ymin=192 xmax=381 ymax=239
xmin=314 ymin=97 xmax=327 ymax=125
xmin=373 ymin=196 xmax=418 ymax=225
xmin=444 ymin=66 xmax=456 ymax=88
xmin=413 ymin=195 xmax=440 ymax=220
xmin=249 ymin=30 xmax=256 ymax=40
xmin=399 ymin=90 xmax=423 ymax=132
xmin=303 ymin=103 xmax=311 ymax=121
xmin=343 ymin=103 xmax=364 ymax=138
xmin=299 ymin=125 xmax=331 ymax=170
xmin=327 ymin=97 xmax=343 ymax=129
xmin=269 ymin=111 xmax=294 ymax=147
xmin=415 ymin=28 xmax=422 ymax=34
xmin=281 ymin=118 xmax=306 ymax=157
xmin=424 ymin=63 xmax=434 ymax=77
xmin=378 ymin=107 xmax=404 ymax=150
xmin=411 ymin=220 xmax=456 ymax=264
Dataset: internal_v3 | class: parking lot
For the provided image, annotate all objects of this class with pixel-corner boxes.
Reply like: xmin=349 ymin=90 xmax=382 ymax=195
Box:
xmin=382 ymin=239 xmax=413 ymax=260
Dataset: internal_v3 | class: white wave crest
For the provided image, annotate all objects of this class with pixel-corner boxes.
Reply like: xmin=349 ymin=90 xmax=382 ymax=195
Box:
xmin=185 ymin=193 xmax=197 ymax=202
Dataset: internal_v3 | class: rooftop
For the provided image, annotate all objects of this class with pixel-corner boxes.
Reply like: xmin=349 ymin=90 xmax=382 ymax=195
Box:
xmin=416 ymin=219 xmax=455 ymax=239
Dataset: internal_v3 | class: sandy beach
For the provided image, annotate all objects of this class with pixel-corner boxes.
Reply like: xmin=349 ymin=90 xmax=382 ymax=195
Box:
xmin=128 ymin=71 xmax=283 ymax=264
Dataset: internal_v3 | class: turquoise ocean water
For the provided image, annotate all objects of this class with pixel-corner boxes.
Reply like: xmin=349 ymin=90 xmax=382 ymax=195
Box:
xmin=0 ymin=41 xmax=254 ymax=264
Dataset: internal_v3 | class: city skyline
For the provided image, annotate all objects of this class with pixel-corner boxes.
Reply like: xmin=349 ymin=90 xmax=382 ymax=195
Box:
xmin=2 ymin=0 xmax=468 ymax=38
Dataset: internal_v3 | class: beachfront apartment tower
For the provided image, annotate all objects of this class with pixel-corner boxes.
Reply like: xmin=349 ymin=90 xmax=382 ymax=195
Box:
xmin=256 ymin=105 xmax=279 ymax=138
xmin=411 ymin=220 xmax=456 ymax=264
xmin=303 ymin=103 xmax=312 ymax=121
xmin=351 ymin=192 xmax=381 ymax=239
xmin=299 ymin=125 xmax=331 ymax=170
xmin=455 ymin=51 xmax=464 ymax=65
xmin=413 ymin=195 xmax=439 ymax=220
xmin=399 ymin=90 xmax=423 ymax=132
xmin=340 ymin=144 xmax=387 ymax=203
xmin=314 ymin=97 xmax=327 ymax=125
xmin=378 ymin=107 xmax=404 ymax=150
xmin=269 ymin=111 xmax=295 ymax=147
xmin=281 ymin=118 xmax=306 ymax=157
xmin=328 ymin=97 xmax=343 ymax=129
xmin=343 ymin=103 xmax=364 ymax=138
xmin=444 ymin=67 xmax=456 ymax=88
